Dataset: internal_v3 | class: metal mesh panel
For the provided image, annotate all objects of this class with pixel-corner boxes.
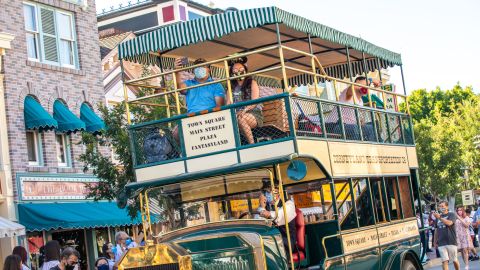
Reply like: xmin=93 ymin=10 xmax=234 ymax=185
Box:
xmin=322 ymin=103 xmax=343 ymax=139
xmin=291 ymin=98 xmax=324 ymax=138
xmin=340 ymin=106 xmax=361 ymax=141
xmin=402 ymin=116 xmax=414 ymax=145
xmin=358 ymin=109 xmax=376 ymax=142
xmin=375 ymin=112 xmax=390 ymax=143
xmin=130 ymin=120 xmax=182 ymax=166
xmin=236 ymin=98 xmax=290 ymax=146
xmin=388 ymin=115 xmax=403 ymax=144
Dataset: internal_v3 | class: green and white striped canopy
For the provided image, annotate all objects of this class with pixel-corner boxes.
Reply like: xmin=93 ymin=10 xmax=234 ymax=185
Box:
xmin=119 ymin=7 xmax=402 ymax=80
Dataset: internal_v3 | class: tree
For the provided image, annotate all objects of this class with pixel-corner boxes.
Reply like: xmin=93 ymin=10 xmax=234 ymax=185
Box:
xmin=409 ymin=84 xmax=479 ymax=200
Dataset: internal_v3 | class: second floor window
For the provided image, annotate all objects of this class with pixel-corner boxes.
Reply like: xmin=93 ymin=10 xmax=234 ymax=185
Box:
xmin=26 ymin=131 xmax=43 ymax=166
xmin=56 ymin=134 xmax=71 ymax=167
xmin=23 ymin=3 xmax=77 ymax=68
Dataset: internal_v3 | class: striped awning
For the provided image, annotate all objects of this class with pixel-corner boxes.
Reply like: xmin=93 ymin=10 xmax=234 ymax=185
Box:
xmin=118 ymin=6 xmax=402 ymax=67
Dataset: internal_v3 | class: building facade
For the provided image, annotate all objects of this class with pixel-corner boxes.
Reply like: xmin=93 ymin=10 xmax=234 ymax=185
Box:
xmin=0 ymin=1 xmax=141 ymax=269
xmin=97 ymin=0 xmax=218 ymax=34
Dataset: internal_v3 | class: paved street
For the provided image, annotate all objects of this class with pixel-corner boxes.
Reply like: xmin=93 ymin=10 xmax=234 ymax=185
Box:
xmin=424 ymin=251 xmax=480 ymax=270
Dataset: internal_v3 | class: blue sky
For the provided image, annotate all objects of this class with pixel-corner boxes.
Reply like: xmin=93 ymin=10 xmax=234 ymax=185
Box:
xmin=96 ymin=0 xmax=480 ymax=93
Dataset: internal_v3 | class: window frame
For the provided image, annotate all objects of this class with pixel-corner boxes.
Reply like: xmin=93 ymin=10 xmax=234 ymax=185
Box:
xmin=55 ymin=133 xmax=72 ymax=167
xmin=23 ymin=2 xmax=78 ymax=69
xmin=23 ymin=2 xmax=40 ymax=61
xmin=26 ymin=131 xmax=43 ymax=166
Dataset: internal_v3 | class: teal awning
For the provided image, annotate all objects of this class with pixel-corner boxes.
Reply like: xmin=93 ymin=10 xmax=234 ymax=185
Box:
xmin=24 ymin=96 xmax=58 ymax=131
xmin=18 ymin=202 xmax=143 ymax=231
xmin=80 ymin=103 xmax=105 ymax=135
xmin=119 ymin=6 xmax=402 ymax=66
xmin=53 ymin=100 xmax=86 ymax=134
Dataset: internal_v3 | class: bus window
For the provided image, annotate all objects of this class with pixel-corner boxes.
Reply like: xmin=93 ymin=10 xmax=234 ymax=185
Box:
xmin=337 ymin=179 xmax=375 ymax=230
xmin=385 ymin=177 xmax=402 ymax=220
xmin=370 ymin=178 xmax=388 ymax=223
xmin=284 ymin=180 xmax=334 ymax=224
xmin=353 ymin=179 xmax=375 ymax=227
xmin=398 ymin=176 xmax=415 ymax=218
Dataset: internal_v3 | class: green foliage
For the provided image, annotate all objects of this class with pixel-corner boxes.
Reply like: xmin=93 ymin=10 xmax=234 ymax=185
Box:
xmin=410 ymin=84 xmax=479 ymax=198
xmin=79 ymin=65 xmax=187 ymax=222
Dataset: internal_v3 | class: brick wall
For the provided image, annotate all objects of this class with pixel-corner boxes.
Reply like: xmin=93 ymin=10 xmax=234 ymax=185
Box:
xmin=0 ymin=0 xmax=107 ymax=199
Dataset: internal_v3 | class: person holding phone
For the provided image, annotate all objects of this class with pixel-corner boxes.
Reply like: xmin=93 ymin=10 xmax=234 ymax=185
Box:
xmin=174 ymin=57 xmax=225 ymax=113
xmin=433 ymin=201 xmax=460 ymax=270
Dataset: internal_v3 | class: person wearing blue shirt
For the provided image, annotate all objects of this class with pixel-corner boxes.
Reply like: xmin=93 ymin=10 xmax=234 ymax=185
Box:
xmin=174 ymin=58 xmax=225 ymax=113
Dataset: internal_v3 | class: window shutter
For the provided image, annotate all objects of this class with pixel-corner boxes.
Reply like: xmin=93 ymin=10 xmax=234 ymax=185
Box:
xmin=40 ymin=8 xmax=58 ymax=63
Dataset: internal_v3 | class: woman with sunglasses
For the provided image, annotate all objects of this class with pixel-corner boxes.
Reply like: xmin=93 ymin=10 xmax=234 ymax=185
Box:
xmin=227 ymin=57 xmax=263 ymax=144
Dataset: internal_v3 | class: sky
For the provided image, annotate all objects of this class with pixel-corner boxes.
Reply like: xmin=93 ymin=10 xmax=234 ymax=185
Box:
xmin=96 ymin=0 xmax=480 ymax=93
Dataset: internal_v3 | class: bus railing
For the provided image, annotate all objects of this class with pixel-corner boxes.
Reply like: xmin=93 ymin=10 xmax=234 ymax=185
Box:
xmin=120 ymin=44 xmax=409 ymax=125
xmin=129 ymin=94 xmax=414 ymax=169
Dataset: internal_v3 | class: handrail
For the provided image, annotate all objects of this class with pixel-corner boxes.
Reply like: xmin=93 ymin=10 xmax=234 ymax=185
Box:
xmin=128 ymin=66 xmax=282 ymax=104
xmin=125 ymin=45 xmax=280 ymax=85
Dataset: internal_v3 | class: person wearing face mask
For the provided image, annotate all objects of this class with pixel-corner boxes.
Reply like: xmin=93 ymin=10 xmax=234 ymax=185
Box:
xmin=433 ymin=201 xmax=460 ymax=270
xmin=256 ymin=180 xmax=296 ymax=253
xmin=226 ymin=57 xmax=263 ymax=144
xmin=49 ymin=248 xmax=79 ymax=270
xmin=174 ymin=58 xmax=225 ymax=113
xmin=94 ymin=257 xmax=110 ymax=270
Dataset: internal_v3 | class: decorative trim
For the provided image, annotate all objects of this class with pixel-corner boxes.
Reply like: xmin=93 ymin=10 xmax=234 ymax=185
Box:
xmin=0 ymin=32 xmax=15 ymax=53
xmin=26 ymin=60 xmax=86 ymax=76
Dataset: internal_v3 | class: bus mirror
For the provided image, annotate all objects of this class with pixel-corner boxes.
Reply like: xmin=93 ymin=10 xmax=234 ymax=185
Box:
xmin=286 ymin=160 xmax=307 ymax=181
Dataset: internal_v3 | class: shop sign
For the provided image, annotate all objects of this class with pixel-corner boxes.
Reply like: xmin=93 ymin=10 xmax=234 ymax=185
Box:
xmin=328 ymin=142 xmax=410 ymax=177
xmin=19 ymin=175 xmax=98 ymax=200
xmin=341 ymin=219 xmax=418 ymax=254
xmin=181 ymin=110 xmax=236 ymax=157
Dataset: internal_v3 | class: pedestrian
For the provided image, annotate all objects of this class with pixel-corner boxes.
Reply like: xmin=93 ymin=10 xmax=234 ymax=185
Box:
xmin=49 ymin=247 xmax=79 ymax=270
xmin=113 ymin=231 xmax=129 ymax=262
xmin=12 ymin=246 xmax=31 ymax=270
xmin=41 ymin=240 xmax=61 ymax=270
xmin=4 ymin=254 xmax=22 ymax=270
xmin=101 ymin=243 xmax=115 ymax=270
xmin=465 ymin=208 xmax=479 ymax=261
xmin=94 ymin=257 xmax=109 ymax=270
xmin=430 ymin=207 xmax=441 ymax=258
xmin=433 ymin=200 xmax=460 ymax=270
xmin=455 ymin=206 xmax=477 ymax=269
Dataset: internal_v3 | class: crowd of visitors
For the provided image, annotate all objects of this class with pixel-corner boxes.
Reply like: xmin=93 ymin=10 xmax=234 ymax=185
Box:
xmin=3 ymin=230 xmax=141 ymax=270
xmin=419 ymin=200 xmax=480 ymax=270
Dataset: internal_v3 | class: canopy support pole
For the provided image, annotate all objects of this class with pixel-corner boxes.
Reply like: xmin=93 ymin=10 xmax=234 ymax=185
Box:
xmin=376 ymin=58 xmax=383 ymax=84
xmin=120 ymin=59 xmax=131 ymax=124
xmin=275 ymin=23 xmax=289 ymax=91
xmin=308 ymin=34 xmax=319 ymax=96
xmin=345 ymin=47 xmax=355 ymax=104
xmin=362 ymin=52 xmax=373 ymax=106
xmin=400 ymin=64 xmax=407 ymax=95
xmin=275 ymin=164 xmax=295 ymax=270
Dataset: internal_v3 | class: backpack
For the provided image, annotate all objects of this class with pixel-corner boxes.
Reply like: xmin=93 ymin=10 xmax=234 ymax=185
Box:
xmin=143 ymin=128 xmax=173 ymax=163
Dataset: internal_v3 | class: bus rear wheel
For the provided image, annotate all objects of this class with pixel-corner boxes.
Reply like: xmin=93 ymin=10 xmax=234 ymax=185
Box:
xmin=402 ymin=259 xmax=418 ymax=270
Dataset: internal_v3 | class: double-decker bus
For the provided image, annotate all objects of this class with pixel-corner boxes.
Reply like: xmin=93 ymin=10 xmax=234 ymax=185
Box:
xmin=114 ymin=6 xmax=425 ymax=270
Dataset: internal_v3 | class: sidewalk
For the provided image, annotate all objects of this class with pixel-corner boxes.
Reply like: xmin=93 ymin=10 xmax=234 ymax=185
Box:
xmin=424 ymin=249 xmax=480 ymax=270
